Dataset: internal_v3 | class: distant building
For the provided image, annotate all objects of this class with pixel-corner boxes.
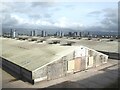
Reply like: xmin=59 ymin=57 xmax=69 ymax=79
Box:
xmin=30 ymin=31 xmax=34 ymax=36
xmin=79 ymin=32 xmax=81 ymax=37
xmin=13 ymin=29 xmax=16 ymax=38
xmin=10 ymin=29 xmax=16 ymax=38
xmin=73 ymin=32 xmax=82 ymax=37
xmin=33 ymin=30 xmax=37 ymax=36
xmin=74 ymin=32 xmax=77 ymax=37
xmin=87 ymin=32 xmax=90 ymax=37
xmin=41 ymin=30 xmax=47 ymax=37
xmin=33 ymin=30 xmax=36 ymax=36
xmin=56 ymin=31 xmax=59 ymax=36
xmin=95 ymin=35 xmax=98 ymax=38
xmin=10 ymin=29 xmax=13 ymax=38
xmin=62 ymin=32 xmax=64 ymax=37
xmin=68 ymin=32 xmax=73 ymax=37
xmin=30 ymin=30 xmax=37 ymax=36
xmin=56 ymin=31 xmax=64 ymax=37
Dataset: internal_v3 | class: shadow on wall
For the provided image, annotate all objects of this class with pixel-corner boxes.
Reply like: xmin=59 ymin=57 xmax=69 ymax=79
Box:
xmin=96 ymin=50 xmax=120 ymax=60
xmin=1 ymin=57 xmax=33 ymax=84
xmin=45 ymin=67 xmax=119 ymax=88
xmin=2 ymin=65 xmax=25 ymax=83
xmin=2 ymin=66 xmax=34 ymax=85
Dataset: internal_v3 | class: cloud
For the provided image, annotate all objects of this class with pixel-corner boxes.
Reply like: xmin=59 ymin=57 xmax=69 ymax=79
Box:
xmin=53 ymin=17 xmax=83 ymax=29
xmin=1 ymin=2 xmax=118 ymax=33
xmin=87 ymin=8 xmax=118 ymax=32
xmin=88 ymin=11 xmax=102 ymax=16
xmin=31 ymin=2 xmax=54 ymax=7
xmin=1 ymin=2 xmax=84 ymax=29
xmin=29 ymin=14 xmax=42 ymax=19
xmin=28 ymin=12 xmax=52 ymax=20
xmin=102 ymin=8 xmax=118 ymax=25
xmin=101 ymin=8 xmax=118 ymax=32
xmin=2 ymin=14 xmax=19 ymax=28
xmin=2 ymin=13 xmax=83 ymax=30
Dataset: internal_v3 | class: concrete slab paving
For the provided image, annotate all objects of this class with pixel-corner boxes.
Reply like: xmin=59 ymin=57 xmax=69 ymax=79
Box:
xmin=87 ymin=74 xmax=117 ymax=88
xmin=2 ymin=59 xmax=119 ymax=88
xmin=82 ymin=81 xmax=102 ymax=88
xmin=99 ymin=72 xmax=118 ymax=81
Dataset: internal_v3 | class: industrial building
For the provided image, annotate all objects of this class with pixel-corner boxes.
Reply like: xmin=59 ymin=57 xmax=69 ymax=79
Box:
xmin=1 ymin=37 xmax=108 ymax=84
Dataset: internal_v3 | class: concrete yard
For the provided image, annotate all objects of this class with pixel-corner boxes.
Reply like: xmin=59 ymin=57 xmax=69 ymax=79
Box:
xmin=1 ymin=58 xmax=119 ymax=88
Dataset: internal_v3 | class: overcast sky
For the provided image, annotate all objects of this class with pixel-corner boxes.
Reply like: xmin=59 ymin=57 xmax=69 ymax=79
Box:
xmin=0 ymin=1 xmax=118 ymax=32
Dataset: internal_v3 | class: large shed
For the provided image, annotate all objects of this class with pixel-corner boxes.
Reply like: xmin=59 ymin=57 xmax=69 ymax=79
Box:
xmin=1 ymin=38 xmax=108 ymax=84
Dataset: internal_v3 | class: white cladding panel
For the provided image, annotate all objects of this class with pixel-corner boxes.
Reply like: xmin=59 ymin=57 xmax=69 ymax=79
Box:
xmin=88 ymin=56 xmax=94 ymax=67
xmin=74 ymin=46 xmax=88 ymax=58
xmin=34 ymin=76 xmax=47 ymax=83
xmin=67 ymin=60 xmax=74 ymax=72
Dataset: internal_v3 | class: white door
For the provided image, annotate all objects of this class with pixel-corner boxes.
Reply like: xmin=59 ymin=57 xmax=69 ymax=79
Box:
xmin=67 ymin=60 xmax=74 ymax=73
xmin=86 ymin=56 xmax=93 ymax=69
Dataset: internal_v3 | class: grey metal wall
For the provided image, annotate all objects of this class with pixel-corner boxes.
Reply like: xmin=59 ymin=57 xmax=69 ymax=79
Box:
xmin=2 ymin=58 xmax=33 ymax=84
xmin=21 ymin=68 xmax=33 ymax=83
xmin=2 ymin=58 xmax=21 ymax=75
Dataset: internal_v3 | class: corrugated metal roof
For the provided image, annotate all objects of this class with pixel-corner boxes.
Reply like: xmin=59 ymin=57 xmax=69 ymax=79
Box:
xmin=1 ymin=38 xmax=79 ymax=71
xmin=73 ymin=39 xmax=118 ymax=53
xmin=1 ymin=37 xmax=112 ymax=71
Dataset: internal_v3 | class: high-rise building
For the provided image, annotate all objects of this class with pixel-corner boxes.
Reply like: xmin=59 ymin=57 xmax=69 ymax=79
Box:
xmin=87 ymin=32 xmax=90 ymax=37
xmin=56 ymin=31 xmax=59 ymax=36
xmin=33 ymin=30 xmax=35 ymax=36
xmin=74 ymin=32 xmax=76 ymax=37
xmin=59 ymin=31 xmax=64 ymax=37
xmin=61 ymin=32 xmax=64 ymax=37
xmin=79 ymin=32 xmax=81 ymax=37
xmin=10 ymin=29 xmax=16 ymax=38
xmin=13 ymin=29 xmax=16 ymax=38
xmin=10 ymin=29 xmax=13 ymax=38
xmin=30 ymin=31 xmax=33 ymax=36
xmin=41 ymin=30 xmax=47 ymax=37
xmin=68 ymin=32 xmax=72 ymax=37
xmin=30 ymin=30 xmax=37 ymax=36
xmin=56 ymin=31 xmax=64 ymax=37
